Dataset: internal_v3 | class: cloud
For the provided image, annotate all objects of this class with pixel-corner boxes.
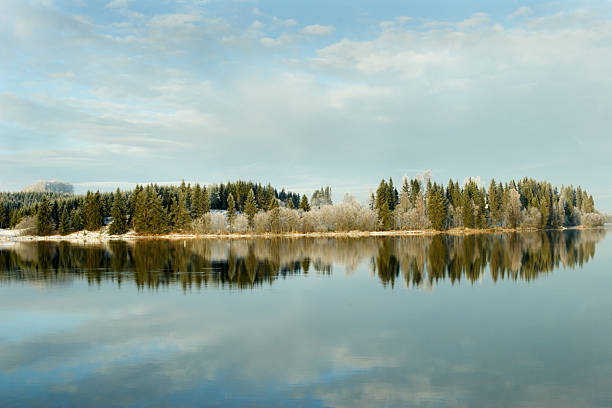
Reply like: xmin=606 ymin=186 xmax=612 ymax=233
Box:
xmin=510 ymin=6 xmax=533 ymax=19
xmin=105 ymin=0 xmax=130 ymax=8
xmin=2 ymin=1 xmax=612 ymax=209
xmin=300 ymin=24 xmax=334 ymax=36
xmin=272 ymin=16 xmax=297 ymax=27
xmin=456 ymin=12 xmax=490 ymax=30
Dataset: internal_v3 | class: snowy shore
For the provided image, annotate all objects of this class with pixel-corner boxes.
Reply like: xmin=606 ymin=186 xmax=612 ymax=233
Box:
xmin=0 ymin=226 xmax=595 ymax=243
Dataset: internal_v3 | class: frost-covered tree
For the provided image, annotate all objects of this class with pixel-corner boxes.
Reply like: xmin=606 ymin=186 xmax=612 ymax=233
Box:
xmin=505 ymin=188 xmax=522 ymax=229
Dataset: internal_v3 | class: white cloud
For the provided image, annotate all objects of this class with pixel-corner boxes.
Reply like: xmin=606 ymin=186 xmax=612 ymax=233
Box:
xmin=456 ymin=12 xmax=490 ymax=30
xmin=301 ymin=24 xmax=334 ymax=36
xmin=272 ymin=16 xmax=297 ymax=27
xmin=510 ymin=6 xmax=533 ymax=19
xmin=252 ymin=7 xmax=262 ymax=16
xmin=105 ymin=0 xmax=130 ymax=8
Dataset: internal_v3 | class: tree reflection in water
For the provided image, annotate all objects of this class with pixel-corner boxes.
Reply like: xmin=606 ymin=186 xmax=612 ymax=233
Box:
xmin=0 ymin=229 xmax=605 ymax=290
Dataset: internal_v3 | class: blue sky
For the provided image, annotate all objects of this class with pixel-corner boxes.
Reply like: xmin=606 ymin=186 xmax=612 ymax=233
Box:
xmin=1 ymin=0 xmax=612 ymax=210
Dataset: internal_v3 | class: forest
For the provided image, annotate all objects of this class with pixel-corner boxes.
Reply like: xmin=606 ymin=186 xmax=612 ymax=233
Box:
xmin=0 ymin=177 xmax=606 ymax=236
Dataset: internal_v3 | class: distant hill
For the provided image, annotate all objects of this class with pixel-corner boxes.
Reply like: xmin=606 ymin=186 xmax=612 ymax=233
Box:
xmin=22 ymin=180 xmax=74 ymax=194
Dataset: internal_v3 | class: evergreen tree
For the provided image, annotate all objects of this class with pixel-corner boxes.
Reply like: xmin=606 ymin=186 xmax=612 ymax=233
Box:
xmin=37 ymin=196 xmax=53 ymax=236
xmin=59 ymin=206 xmax=70 ymax=235
xmin=71 ymin=206 xmax=84 ymax=231
xmin=375 ymin=179 xmax=392 ymax=230
xmin=201 ymin=185 xmax=211 ymax=214
xmin=461 ymin=190 xmax=474 ymax=228
xmin=147 ymin=187 xmax=167 ymax=234
xmin=476 ymin=189 xmax=487 ymax=228
xmin=488 ymin=179 xmax=502 ymax=227
xmin=300 ymin=194 xmax=310 ymax=212
xmin=227 ymin=193 xmax=236 ymax=231
xmin=108 ymin=189 xmax=128 ymax=235
xmin=0 ymin=201 xmax=5 ymax=228
xmin=388 ymin=177 xmax=398 ymax=211
xmin=268 ymin=195 xmax=279 ymax=210
xmin=427 ymin=183 xmax=447 ymax=231
xmin=171 ymin=192 xmax=190 ymax=232
xmin=192 ymin=184 xmax=203 ymax=218
xmin=244 ymin=189 xmax=258 ymax=228
xmin=85 ymin=191 xmax=103 ymax=231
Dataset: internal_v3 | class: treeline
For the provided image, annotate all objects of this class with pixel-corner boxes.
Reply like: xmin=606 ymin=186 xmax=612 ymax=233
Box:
xmin=0 ymin=230 xmax=604 ymax=290
xmin=0 ymin=177 xmax=606 ymax=236
xmin=372 ymin=177 xmax=605 ymax=231
xmin=0 ymin=180 xmax=307 ymax=235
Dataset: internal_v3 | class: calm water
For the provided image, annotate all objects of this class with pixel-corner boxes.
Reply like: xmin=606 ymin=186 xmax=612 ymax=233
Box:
xmin=1 ymin=229 xmax=611 ymax=407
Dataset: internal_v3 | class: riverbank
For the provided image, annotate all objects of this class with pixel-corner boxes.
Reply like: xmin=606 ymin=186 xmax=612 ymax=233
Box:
xmin=1 ymin=225 xmax=603 ymax=243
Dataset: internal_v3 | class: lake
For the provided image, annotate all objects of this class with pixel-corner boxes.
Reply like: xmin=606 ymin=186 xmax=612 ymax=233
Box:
xmin=1 ymin=229 xmax=611 ymax=407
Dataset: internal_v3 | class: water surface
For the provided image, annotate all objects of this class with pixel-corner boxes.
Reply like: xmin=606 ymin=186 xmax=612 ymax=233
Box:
xmin=1 ymin=229 xmax=611 ymax=407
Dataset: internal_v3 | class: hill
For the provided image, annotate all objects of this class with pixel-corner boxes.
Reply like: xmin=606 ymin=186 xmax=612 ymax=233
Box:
xmin=22 ymin=180 xmax=74 ymax=194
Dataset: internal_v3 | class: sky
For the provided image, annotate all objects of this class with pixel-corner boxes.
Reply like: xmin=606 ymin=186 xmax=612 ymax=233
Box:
xmin=1 ymin=0 xmax=611 ymax=211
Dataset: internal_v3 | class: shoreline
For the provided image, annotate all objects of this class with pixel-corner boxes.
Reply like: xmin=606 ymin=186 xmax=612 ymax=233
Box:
xmin=0 ymin=225 xmax=606 ymax=243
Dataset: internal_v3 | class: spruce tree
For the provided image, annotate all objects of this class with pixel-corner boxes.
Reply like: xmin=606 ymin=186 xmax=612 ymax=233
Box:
xmin=0 ymin=202 xmax=5 ymax=228
xmin=85 ymin=191 xmax=103 ymax=231
xmin=171 ymin=193 xmax=190 ymax=232
xmin=37 ymin=196 xmax=53 ymax=236
xmin=108 ymin=189 xmax=128 ymax=235
xmin=244 ymin=189 xmax=257 ymax=228
xmin=461 ymin=190 xmax=474 ymax=228
xmin=132 ymin=188 xmax=148 ymax=233
xmin=300 ymin=194 xmax=310 ymax=212
xmin=227 ymin=193 xmax=236 ymax=231
xmin=488 ymin=179 xmax=501 ymax=227
xmin=192 ymin=184 xmax=203 ymax=218
xmin=59 ymin=206 xmax=70 ymax=235
xmin=201 ymin=185 xmax=210 ymax=214
xmin=147 ymin=187 xmax=167 ymax=234
xmin=375 ymin=179 xmax=391 ymax=230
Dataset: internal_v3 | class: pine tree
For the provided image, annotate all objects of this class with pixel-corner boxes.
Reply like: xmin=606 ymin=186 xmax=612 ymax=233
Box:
xmin=147 ymin=187 xmax=167 ymax=234
xmin=85 ymin=191 xmax=103 ymax=231
xmin=71 ymin=206 xmax=84 ymax=231
xmin=37 ymin=196 xmax=53 ymax=236
xmin=375 ymin=179 xmax=391 ymax=230
xmin=192 ymin=184 xmax=203 ymax=218
xmin=201 ymin=185 xmax=210 ymax=214
xmin=388 ymin=177 xmax=398 ymax=211
xmin=427 ymin=183 xmax=447 ymax=231
xmin=108 ymin=189 xmax=128 ymax=235
xmin=300 ymin=194 xmax=310 ymax=212
xmin=227 ymin=193 xmax=236 ymax=231
xmin=171 ymin=192 xmax=190 ymax=232
xmin=0 ymin=201 xmax=5 ymax=228
xmin=476 ymin=189 xmax=487 ymax=228
xmin=59 ymin=206 xmax=70 ymax=235
xmin=488 ymin=179 xmax=501 ymax=227
xmin=244 ymin=189 xmax=257 ymax=228
xmin=461 ymin=189 xmax=474 ymax=228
